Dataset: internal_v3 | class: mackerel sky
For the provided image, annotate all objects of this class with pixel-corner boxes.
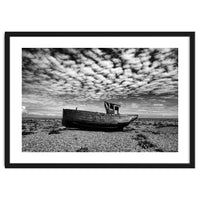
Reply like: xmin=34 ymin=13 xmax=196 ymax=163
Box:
xmin=22 ymin=48 xmax=178 ymax=118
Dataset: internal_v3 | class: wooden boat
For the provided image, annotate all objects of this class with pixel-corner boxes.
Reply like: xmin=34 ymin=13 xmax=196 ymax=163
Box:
xmin=62 ymin=101 xmax=138 ymax=131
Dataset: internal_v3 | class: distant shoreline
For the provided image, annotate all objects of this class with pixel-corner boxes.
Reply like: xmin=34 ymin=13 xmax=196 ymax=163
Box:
xmin=22 ymin=117 xmax=178 ymax=120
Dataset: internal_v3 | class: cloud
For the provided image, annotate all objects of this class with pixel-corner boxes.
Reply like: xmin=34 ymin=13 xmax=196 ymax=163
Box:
xmin=131 ymin=103 xmax=138 ymax=108
xmin=153 ymin=104 xmax=164 ymax=106
xmin=22 ymin=106 xmax=27 ymax=114
xmin=22 ymin=48 xmax=178 ymax=117
xmin=82 ymin=67 xmax=95 ymax=75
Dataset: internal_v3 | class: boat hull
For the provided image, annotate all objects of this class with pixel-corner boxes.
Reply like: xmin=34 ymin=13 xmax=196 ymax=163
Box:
xmin=62 ymin=109 xmax=138 ymax=131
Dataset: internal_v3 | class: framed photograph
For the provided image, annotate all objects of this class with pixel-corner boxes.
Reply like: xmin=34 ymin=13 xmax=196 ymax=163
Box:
xmin=5 ymin=32 xmax=195 ymax=168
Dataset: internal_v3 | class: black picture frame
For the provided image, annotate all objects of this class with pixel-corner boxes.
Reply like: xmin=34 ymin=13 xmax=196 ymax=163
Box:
xmin=5 ymin=32 xmax=195 ymax=168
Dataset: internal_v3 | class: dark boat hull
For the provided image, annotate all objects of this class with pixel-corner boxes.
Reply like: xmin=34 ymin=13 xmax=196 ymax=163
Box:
xmin=62 ymin=109 xmax=138 ymax=131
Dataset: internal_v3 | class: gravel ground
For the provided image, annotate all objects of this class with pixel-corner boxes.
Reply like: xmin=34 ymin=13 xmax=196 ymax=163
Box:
xmin=22 ymin=118 xmax=178 ymax=152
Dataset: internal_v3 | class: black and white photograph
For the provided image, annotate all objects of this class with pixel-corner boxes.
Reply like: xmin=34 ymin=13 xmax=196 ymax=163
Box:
xmin=22 ymin=48 xmax=178 ymax=153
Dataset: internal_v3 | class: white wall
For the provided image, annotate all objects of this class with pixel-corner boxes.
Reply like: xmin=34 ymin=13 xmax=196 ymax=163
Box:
xmin=0 ymin=1 xmax=199 ymax=200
